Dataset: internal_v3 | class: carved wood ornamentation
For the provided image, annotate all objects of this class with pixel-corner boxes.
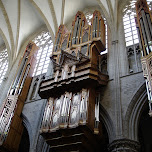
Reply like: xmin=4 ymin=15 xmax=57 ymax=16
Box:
xmin=39 ymin=10 xmax=108 ymax=152
xmin=0 ymin=42 xmax=38 ymax=152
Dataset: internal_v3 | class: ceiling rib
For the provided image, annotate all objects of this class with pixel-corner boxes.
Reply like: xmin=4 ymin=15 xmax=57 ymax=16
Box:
xmin=48 ymin=0 xmax=58 ymax=33
xmin=29 ymin=0 xmax=55 ymax=41
xmin=60 ymin=0 xmax=65 ymax=25
xmin=15 ymin=0 xmax=21 ymax=57
xmin=106 ymin=0 xmax=114 ymax=23
xmin=96 ymin=0 xmax=112 ymax=31
xmin=0 ymin=0 xmax=14 ymax=61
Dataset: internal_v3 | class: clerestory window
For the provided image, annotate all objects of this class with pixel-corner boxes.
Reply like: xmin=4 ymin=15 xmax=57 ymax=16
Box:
xmin=32 ymin=31 xmax=53 ymax=76
xmin=123 ymin=0 xmax=152 ymax=73
xmin=123 ymin=0 xmax=152 ymax=47
xmin=0 ymin=48 xmax=8 ymax=85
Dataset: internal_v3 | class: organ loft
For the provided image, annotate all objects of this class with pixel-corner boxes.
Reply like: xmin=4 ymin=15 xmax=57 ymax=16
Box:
xmin=38 ymin=10 xmax=108 ymax=151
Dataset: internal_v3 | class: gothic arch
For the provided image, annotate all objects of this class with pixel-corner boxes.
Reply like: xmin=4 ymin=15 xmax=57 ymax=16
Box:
xmin=22 ymin=113 xmax=33 ymax=151
xmin=100 ymin=105 xmax=115 ymax=143
xmin=119 ymin=0 xmax=132 ymax=14
xmin=18 ymin=25 xmax=48 ymax=59
xmin=29 ymin=0 xmax=55 ymax=42
xmin=124 ymin=82 xmax=147 ymax=141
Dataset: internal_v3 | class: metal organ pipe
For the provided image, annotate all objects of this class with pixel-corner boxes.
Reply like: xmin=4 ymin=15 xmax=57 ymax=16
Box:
xmin=68 ymin=33 xmax=71 ymax=47
xmin=79 ymin=20 xmax=84 ymax=43
xmin=67 ymin=99 xmax=71 ymax=116
xmin=54 ymin=33 xmax=61 ymax=52
xmin=95 ymin=96 xmax=99 ymax=124
xmin=95 ymin=16 xmax=98 ymax=37
xmin=93 ymin=16 xmax=96 ymax=38
xmin=141 ymin=10 xmax=151 ymax=42
xmin=76 ymin=17 xmax=81 ymax=44
xmin=146 ymin=79 xmax=151 ymax=101
xmin=146 ymin=14 xmax=152 ymax=37
xmin=140 ymin=18 xmax=150 ymax=54
xmin=99 ymin=19 xmax=101 ymax=36
xmin=136 ymin=27 xmax=144 ymax=56
xmin=72 ymin=16 xmax=79 ymax=45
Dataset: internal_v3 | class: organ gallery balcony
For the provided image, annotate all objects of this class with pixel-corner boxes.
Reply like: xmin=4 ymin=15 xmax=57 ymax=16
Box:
xmin=39 ymin=46 xmax=108 ymax=99
xmin=38 ymin=10 xmax=109 ymax=152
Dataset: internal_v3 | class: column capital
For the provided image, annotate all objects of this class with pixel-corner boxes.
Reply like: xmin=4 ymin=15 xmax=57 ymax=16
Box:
xmin=108 ymin=138 xmax=140 ymax=152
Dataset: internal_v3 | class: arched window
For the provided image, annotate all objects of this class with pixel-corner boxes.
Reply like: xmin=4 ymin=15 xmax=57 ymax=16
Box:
xmin=32 ymin=31 xmax=53 ymax=76
xmin=123 ymin=0 xmax=152 ymax=73
xmin=0 ymin=47 xmax=8 ymax=85
xmin=123 ymin=1 xmax=139 ymax=47
xmin=123 ymin=0 xmax=152 ymax=47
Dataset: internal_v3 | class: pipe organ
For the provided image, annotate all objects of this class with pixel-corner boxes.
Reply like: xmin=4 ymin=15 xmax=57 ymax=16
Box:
xmin=39 ymin=10 xmax=108 ymax=152
xmin=135 ymin=0 xmax=152 ymax=116
xmin=0 ymin=42 xmax=38 ymax=152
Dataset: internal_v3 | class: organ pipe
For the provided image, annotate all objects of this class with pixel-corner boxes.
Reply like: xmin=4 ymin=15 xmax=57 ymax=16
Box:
xmin=40 ymin=11 xmax=107 ymax=151
xmin=141 ymin=10 xmax=151 ymax=42
xmin=146 ymin=14 xmax=152 ymax=36
xmin=139 ymin=18 xmax=150 ymax=54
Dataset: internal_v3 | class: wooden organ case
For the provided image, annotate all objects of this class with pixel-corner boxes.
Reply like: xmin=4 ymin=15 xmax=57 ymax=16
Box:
xmin=135 ymin=0 xmax=152 ymax=116
xmin=39 ymin=11 xmax=109 ymax=152
xmin=0 ymin=42 xmax=38 ymax=152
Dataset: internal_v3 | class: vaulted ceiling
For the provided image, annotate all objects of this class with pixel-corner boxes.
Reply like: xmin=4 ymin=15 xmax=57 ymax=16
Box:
xmin=0 ymin=0 xmax=130 ymax=63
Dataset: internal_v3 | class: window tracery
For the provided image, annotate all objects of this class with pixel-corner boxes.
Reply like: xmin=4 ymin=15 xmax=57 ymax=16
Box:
xmin=32 ymin=31 xmax=53 ymax=76
xmin=123 ymin=0 xmax=152 ymax=47
xmin=123 ymin=0 xmax=152 ymax=73
xmin=0 ymin=48 xmax=8 ymax=85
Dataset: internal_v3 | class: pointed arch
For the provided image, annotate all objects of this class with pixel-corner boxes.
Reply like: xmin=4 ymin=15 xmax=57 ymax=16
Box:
xmin=19 ymin=25 xmax=48 ymax=57
xmin=22 ymin=113 xmax=33 ymax=151
xmin=100 ymin=105 xmax=116 ymax=143
xmin=29 ymin=0 xmax=55 ymax=42
xmin=119 ymin=0 xmax=132 ymax=14
xmin=124 ymin=82 xmax=147 ymax=141
xmin=96 ymin=0 xmax=112 ymax=32
xmin=106 ymin=0 xmax=114 ymax=23
xmin=0 ymin=0 xmax=15 ymax=60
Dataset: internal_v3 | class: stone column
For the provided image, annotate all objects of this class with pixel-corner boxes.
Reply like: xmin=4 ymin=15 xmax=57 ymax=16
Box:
xmin=108 ymin=139 xmax=140 ymax=152
xmin=112 ymin=40 xmax=123 ymax=139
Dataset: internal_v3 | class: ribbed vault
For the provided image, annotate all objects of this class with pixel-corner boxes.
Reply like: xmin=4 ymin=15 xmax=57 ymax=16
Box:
xmin=0 ymin=0 xmax=127 ymax=65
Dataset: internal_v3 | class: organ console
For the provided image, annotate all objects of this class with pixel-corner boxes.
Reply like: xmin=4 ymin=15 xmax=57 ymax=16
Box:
xmin=39 ymin=10 xmax=108 ymax=152
xmin=0 ymin=42 xmax=38 ymax=152
xmin=135 ymin=0 xmax=152 ymax=116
